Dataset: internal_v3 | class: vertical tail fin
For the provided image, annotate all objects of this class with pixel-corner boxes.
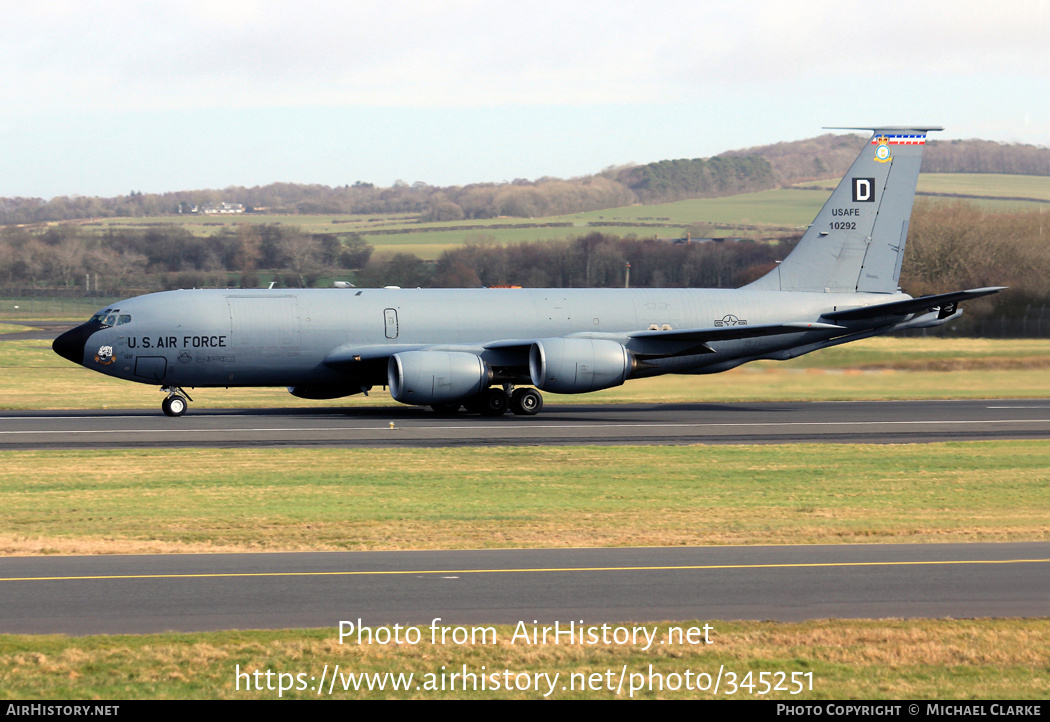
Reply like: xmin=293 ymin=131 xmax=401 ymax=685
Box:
xmin=746 ymin=126 xmax=941 ymax=293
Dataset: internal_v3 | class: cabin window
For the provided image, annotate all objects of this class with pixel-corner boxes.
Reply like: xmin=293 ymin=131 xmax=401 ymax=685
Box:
xmin=117 ymin=315 xmax=132 ymax=325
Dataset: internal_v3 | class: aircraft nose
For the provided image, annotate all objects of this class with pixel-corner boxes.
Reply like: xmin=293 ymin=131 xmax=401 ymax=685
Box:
xmin=52 ymin=323 xmax=98 ymax=365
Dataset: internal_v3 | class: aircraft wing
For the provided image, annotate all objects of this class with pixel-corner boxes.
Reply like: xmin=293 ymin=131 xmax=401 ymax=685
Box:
xmin=323 ymin=322 xmax=847 ymax=371
xmin=626 ymin=321 xmax=845 ymax=343
xmin=623 ymin=321 xmax=846 ymax=358
xmin=324 ymin=340 xmax=539 ymax=371
xmin=324 ymin=343 xmax=428 ymax=367
xmin=323 ymin=322 xmax=847 ymax=368
xmin=821 ymin=287 xmax=1006 ymax=322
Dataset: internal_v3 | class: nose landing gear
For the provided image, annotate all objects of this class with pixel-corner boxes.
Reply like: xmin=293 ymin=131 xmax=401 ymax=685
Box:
xmin=160 ymin=386 xmax=193 ymax=417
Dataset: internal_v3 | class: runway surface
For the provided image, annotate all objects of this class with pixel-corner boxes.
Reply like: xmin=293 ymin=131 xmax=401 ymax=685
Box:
xmin=3 ymin=399 xmax=1050 ymax=449
xmin=2 ymin=322 xmax=74 ymax=342
xmin=1 ymin=543 xmax=1047 ymax=635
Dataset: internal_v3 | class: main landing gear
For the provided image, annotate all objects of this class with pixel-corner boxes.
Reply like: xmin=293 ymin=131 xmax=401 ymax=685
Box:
xmin=433 ymin=386 xmax=544 ymax=417
xmin=160 ymin=386 xmax=193 ymax=417
xmin=510 ymin=387 xmax=543 ymax=415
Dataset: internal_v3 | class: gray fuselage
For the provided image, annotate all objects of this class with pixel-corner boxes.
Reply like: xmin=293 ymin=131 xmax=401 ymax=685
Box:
xmin=67 ymin=286 xmax=901 ymax=390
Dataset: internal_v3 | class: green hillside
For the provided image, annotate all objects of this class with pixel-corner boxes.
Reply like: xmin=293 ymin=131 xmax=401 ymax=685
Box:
xmin=79 ymin=174 xmax=1046 ymax=262
xmin=314 ymin=174 xmax=1050 ymax=257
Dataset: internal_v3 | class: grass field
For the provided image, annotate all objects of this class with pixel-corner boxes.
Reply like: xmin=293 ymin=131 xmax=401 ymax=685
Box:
xmin=1 ymin=441 xmax=1047 ymax=555
xmin=550 ymin=189 xmax=824 ymax=229
xmin=1 ymin=619 xmax=1046 ymax=699
xmin=921 ymin=173 xmax=1050 ymax=201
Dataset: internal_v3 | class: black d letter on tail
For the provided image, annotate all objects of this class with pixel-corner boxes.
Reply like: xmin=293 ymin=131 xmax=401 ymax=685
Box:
xmin=852 ymin=177 xmax=875 ymax=202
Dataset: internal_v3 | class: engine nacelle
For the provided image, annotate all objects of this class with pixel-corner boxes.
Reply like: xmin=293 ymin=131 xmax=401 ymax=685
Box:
xmin=529 ymin=338 xmax=632 ymax=394
xmin=388 ymin=351 xmax=489 ymax=405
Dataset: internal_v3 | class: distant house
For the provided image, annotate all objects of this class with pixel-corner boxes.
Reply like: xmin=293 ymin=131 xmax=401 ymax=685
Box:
xmin=198 ymin=202 xmax=245 ymax=215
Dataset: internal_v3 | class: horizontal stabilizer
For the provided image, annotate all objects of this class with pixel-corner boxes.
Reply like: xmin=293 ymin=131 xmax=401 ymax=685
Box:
xmin=822 ymin=287 xmax=1006 ymax=322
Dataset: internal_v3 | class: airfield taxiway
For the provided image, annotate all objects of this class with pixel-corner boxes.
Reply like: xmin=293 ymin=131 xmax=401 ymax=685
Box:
xmin=2 ymin=398 xmax=1050 ymax=449
xmin=1 ymin=543 xmax=1047 ymax=635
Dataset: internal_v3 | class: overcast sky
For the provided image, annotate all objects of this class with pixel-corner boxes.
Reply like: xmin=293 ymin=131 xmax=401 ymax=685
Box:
xmin=1 ymin=0 xmax=1047 ymax=199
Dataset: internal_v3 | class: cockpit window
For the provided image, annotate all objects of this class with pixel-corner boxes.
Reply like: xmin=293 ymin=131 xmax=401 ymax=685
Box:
xmin=89 ymin=308 xmax=127 ymax=327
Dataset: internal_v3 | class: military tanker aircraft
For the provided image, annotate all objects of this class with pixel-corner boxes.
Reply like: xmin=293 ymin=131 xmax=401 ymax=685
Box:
xmin=53 ymin=127 xmax=1002 ymax=417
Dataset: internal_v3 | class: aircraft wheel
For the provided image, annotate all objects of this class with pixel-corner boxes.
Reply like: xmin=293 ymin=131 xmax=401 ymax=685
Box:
xmin=162 ymin=395 xmax=188 ymax=417
xmin=511 ymin=387 xmax=543 ymax=416
xmin=479 ymin=388 xmax=509 ymax=416
xmin=431 ymin=402 xmax=461 ymax=415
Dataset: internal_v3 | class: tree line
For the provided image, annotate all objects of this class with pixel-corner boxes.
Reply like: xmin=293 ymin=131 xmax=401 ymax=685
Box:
xmin=902 ymin=199 xmax=1050 ymax=318
xmin=359 ymin=232 xmax=789 ymax=291
xmin=0 ymin=224 xmax=373 ymax=295
xmin=0 ymin=222 xmax=787 ymax=295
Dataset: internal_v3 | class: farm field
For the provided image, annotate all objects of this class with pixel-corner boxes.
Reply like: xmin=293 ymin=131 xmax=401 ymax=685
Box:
xmin=62 ymin=174 xmax=1049 ymax=260
xmin=915 ymin=172 xmax=1050 ymax=200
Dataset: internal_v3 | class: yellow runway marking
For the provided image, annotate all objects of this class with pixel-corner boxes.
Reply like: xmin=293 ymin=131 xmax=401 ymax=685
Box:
xmin=3 ymin=558 xmax=1048 ymax=583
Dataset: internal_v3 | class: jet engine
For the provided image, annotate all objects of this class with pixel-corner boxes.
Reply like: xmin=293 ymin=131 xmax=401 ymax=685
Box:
xmin=388 ymin=350 xmax=490 ymax=405
xmin=529 ymin=338 xmax=633 ymax=394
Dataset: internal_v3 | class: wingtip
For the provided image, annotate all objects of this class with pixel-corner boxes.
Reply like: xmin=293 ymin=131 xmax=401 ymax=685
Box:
xmin=784 ymin=321 xmax=847 ymax=331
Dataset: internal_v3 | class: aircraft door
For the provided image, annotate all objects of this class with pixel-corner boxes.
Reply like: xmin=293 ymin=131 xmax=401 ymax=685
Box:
xmin=384 ymin=308 xmax=398 ymax=339
xmin=133 ymin=356 xmax=168 ymax=381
